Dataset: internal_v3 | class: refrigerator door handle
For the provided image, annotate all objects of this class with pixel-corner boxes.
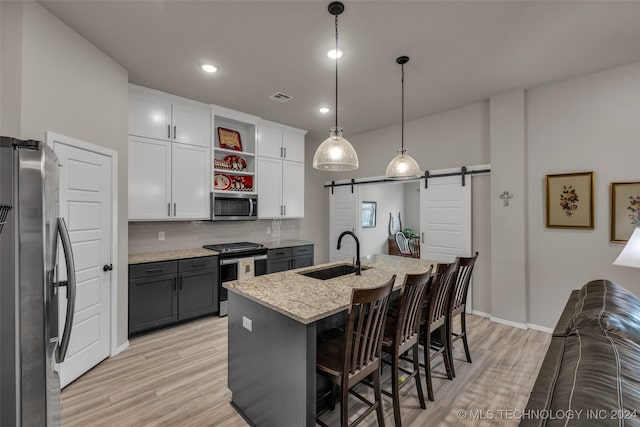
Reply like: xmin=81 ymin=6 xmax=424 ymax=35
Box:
xmin=56 ymin=217 xmax=76 ymax=363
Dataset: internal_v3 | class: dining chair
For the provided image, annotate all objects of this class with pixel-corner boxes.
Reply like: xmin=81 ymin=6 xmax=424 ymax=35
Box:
xmin=420 ymin=261 xmax=457 ymax=401
xmin=447 ymin=252 xmax=479 ymax=377
xmin=407 ymin=237 xmax=420 ymax=258
xmin=380 ymin=268 xmax=432 ymax=427
xmin=395 ymin=232 xmax=412 ymax=257
xmin=316 ymin=276 xmax=395 ymax=427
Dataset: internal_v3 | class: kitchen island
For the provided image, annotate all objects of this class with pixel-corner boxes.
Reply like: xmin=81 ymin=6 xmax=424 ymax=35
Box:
xmin=224 ymin=254 xmax=435 ymax=427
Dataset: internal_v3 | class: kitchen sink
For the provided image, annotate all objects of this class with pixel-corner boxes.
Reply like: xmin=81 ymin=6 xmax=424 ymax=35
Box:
xmin=299 ymin=264 xmax=371 ymax=280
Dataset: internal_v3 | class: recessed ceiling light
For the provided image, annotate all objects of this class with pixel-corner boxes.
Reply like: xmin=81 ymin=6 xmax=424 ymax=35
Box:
xmin=327 ymin=49 xmax=343 ymax=59
xmin=200 ymin=64 xmax=218 ymax=73
xmin=318 ymin=107 xmax=331 ymax=114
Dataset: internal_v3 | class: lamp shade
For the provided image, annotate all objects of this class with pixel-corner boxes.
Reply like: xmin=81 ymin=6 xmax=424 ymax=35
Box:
xmin=312 ymin=127 xmax=358 ymax=171
xmin=613 ymin=227 xmax=640 ymax=268
xmin=385 ymin=151 xmax=421 ymax=179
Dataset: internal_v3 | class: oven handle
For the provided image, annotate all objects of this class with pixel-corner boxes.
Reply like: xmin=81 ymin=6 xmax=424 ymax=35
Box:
xmin=220 ymin=254 xmax=267 ymax=265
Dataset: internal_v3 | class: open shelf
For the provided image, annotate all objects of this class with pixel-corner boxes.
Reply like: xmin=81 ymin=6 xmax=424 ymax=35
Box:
xmin=214 ymin=147 xmax=255 ymax=157
xmin=214 ymin=168 xmax=254 ymax=176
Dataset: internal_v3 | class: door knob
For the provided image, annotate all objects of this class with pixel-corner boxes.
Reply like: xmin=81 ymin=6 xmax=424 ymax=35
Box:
xmin=103 ymin=264 xmax=113 ymax=272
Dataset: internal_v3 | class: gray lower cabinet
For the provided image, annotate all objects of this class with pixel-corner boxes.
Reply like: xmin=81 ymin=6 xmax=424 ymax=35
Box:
xmin=129 ymin=256 xmax=218 ymax=336
xmin=267 ymin=244 xmax=314 ymax=273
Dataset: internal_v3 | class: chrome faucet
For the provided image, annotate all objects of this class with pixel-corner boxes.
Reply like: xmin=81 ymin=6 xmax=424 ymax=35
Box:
xmin=337 ymin=231 xmax=361 ymax=275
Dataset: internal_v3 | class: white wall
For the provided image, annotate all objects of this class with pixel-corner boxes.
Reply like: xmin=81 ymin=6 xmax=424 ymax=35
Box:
xmin=403 ymin=182 xmax=421 ymax=232
xmin=526 ymin=62 xmax=640 ymax=328
xmin=358 ymin=183 xmax=405 ymax=257
xmin=1 ymin=2 xmax=130 ymax=347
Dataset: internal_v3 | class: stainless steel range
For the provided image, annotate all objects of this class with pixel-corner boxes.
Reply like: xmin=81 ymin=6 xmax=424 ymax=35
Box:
xmin=203 ymin=242 xmax=268 ymax=316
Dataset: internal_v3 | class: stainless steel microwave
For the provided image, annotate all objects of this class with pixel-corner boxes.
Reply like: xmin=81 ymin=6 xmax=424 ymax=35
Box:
xmin=211 ymin=193 xmax=258 ymax=221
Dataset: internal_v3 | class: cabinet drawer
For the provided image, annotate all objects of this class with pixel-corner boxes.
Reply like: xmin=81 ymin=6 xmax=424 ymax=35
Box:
xmin=130 ymin=260 xmax=178 ymax=279
xmin=293 ymin=245 xmax=313 ymax=257
xmin=179 ymin=256 xmax=218 ymax=272
xmin=268 ymin=247 xmax=292 ymax=260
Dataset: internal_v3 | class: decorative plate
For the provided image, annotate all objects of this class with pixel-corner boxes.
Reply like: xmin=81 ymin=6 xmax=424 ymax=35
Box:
xmin=229 ymin=176 xmax=253 ymax=191
xmin=214 ymin=173 xmax=231 ymax=191
xmin=218 ymin=127 xmax=242 ymax=151
xmin=224 ymin=155 xmax=247 ymax=171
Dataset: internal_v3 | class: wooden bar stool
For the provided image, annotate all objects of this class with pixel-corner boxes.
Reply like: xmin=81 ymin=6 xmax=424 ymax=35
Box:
xmin=420 ymin=262 xmax=457 ymax=401
xmin=447 ymin=252 xmax=479 ymax=377
xmin=380 ymin=268 xmax=432 ymax=427
xmin=316 ymin=276 xmax=395 ymax=427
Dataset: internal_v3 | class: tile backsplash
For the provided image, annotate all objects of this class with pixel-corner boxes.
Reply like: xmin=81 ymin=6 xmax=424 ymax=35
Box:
xmin=129 ymin=219 xmax=300 ymax=254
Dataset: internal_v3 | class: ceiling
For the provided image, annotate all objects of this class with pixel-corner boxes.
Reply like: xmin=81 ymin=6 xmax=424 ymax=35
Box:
xmin=41 ymin=0 xmax=640 ymax=141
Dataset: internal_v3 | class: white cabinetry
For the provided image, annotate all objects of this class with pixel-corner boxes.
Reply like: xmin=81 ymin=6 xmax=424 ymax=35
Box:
xmin=257 ymin=121 xmax=307 ymax=218
xmin=128 ymin=84 xmax=211 ymax=221
xmin=129 ymin=84 xmax=210 ymax=148
xmin=128 ymin=136 xmax=209 ymax=220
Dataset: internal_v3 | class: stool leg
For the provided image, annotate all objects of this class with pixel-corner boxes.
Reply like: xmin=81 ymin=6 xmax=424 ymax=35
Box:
xmin=424 ymin=330 xmax=434 ymax=401
xmin=448 ymin=316 xmax=456 ymax=379
xmin=341 ymin=381 xmax=349 ymax=427
xmin=391 ymin=351 xmax=402 ymax=427
xmin=440 ymin=326 xmax=453 ymax=380
xmin=330 ymin=382 xmax=337 ymax=411
xmin=461 ymin=312 xmax=472 ymax=363
xmin=374 ymin=364 xmax=386 ymax=427
xmin=413 ymin=341 xmax=426 ymax=409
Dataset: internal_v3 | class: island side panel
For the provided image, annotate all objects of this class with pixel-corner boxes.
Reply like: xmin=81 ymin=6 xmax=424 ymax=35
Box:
xmin=228 ymin=291 xmax=316 ymax=427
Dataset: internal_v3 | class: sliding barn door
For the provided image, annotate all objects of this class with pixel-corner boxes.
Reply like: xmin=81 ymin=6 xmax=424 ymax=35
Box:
xmin=329 ymin=185 xmax=359 ymax=262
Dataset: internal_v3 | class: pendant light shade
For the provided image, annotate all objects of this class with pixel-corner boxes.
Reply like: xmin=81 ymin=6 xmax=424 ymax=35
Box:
xmin=313 ymin=2 xmax=359 ymax=171
xmin=385 ymin=56 xmax=421 ymax=180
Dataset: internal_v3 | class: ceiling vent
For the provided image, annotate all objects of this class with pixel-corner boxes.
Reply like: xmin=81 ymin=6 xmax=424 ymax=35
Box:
xmin=269 ymin=92 xmax=293 ymax=103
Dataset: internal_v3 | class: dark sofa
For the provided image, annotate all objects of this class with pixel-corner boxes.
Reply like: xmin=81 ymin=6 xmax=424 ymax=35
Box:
xmin=522 ymin=279 xmax=640 ymax=427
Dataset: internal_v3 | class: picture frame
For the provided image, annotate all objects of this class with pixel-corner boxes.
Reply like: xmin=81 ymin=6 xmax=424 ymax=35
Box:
xmin=610 ymin=181 xmax=640 ymax=243
xmin=546 ymin=171 xmax=594 ymax=229
xmin=218 ymin=127 xmax=242 ymax=151
xmin=361 ymin=202 xmax=377 ymax=228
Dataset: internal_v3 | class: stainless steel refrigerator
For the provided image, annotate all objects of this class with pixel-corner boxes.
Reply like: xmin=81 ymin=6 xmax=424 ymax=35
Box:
xmin=0 ymin=137 xmax=76 ymax=426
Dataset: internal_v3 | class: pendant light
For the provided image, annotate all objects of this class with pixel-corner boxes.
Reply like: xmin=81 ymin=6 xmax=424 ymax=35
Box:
xmin=385 ymin=56 xmax=421 ymax=179
xmin=313 ymin=2 xmax=359 ymax=171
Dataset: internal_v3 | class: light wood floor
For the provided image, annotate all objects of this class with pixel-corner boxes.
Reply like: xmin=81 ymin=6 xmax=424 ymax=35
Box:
xmin=62 ymin=315 xmax=551 ymax=427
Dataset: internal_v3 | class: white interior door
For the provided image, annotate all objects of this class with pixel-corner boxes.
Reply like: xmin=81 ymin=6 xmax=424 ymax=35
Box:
xmin=420 ymin=173 xmax=472 ymax=310
xmin=329 ymin=185 xmax=359 ymax=262
xmin=51 ymin=136 xmax=112 ymax=388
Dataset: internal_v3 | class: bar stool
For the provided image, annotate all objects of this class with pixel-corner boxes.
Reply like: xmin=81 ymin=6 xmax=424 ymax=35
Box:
xmin=447 ymin=252 xmax=479 ymax=377
xmin=420 ymin=262 xmax=457 ymax=401
xmin=380 ymin=268 xmax=432 ymax=427
xmin=316 ymin=276 xmax=395 ymax=427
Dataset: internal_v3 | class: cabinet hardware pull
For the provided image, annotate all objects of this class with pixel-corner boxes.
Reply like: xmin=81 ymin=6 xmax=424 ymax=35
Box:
xmin=173 ymin=125 xmax=177 ymax=140
xmin=168 ymin=125 xmax=171 ymax=139
xmin=284 ymin=147 xmax=287 ymax=158
xmin=284 ymin=205 xmax=286 ymax=216
xmin=174 ymin=203 xmax=177 ymax=216
xmin=280 ymin=147 xmax=283 ymax=158
xmin=422 ymin=232 xmax=425 ymax=243
xmin=168 ymin=203 xmax=171 ymax=217
xmin=146 ymin=268 xmax=163 ymax=273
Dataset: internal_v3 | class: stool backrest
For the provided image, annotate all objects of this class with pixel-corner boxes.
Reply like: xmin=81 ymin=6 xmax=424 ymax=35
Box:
xmin=344 ymin=276 xmax=395 ymax=376
xmin=425 ymin=262 xmax=458 ymax=328
xmin=394 ymin=268 xmax=432 ymax=347
xmin=449 ymin=252 xmax=479 ymax=314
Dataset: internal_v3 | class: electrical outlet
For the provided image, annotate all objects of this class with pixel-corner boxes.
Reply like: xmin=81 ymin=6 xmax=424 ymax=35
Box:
xmin=158 ymin=232 xmax=165 ymax=241
xmin=267 ymin=226 xmax=271 ymax=234
xmin=242 ymin=316 xmax=252 ymax=332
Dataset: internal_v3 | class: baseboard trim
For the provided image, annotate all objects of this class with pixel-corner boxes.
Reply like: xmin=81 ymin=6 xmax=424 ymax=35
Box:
xmin=526 ymin=323 xmax=553 ymax=334
xmin=489 ymin=316 xmax=528 ymax=330
xmin=112 ymin=340 xmax=129 ymax=357
xmin=471 ymin=310 xmax=491 ymax=318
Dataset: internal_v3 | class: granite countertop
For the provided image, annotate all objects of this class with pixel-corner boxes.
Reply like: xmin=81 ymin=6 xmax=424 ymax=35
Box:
xmin=260 ymin=239 xmax=314 ymax=250
xmin=128 ymin=248 xmax=219 ymax=264
xmin=224 ymin=254 xmax=436 ymax=324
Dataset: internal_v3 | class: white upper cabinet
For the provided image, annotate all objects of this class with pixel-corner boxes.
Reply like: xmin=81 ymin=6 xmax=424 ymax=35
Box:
xmin=128 ymin=136 xmax=172 ymax=220
xmin=129 ymin=84 xmax=210 ymax=148
xmin=129 ymin=92 xmax=171 ymax=141
xmin=172 ymin=101 xmax=210 ymax=147
xmin=172 ymin=143 xmax=210 ymax=220
xmin=257 ymin=120 xmax=307 ymax=219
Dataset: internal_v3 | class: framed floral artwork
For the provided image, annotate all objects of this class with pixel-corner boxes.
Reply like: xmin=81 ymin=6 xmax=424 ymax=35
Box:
xmin=546 ymin=172 xmax=594 ymax=229
xmin=610 ymin=181 xmax=640 ymax=242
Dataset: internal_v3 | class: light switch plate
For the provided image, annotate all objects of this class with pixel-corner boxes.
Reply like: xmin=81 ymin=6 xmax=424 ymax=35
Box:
xmin=242 ymin=316 xmax=252 ymax=332
xmin=158 ymin=232 xmax=165 ymax=241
